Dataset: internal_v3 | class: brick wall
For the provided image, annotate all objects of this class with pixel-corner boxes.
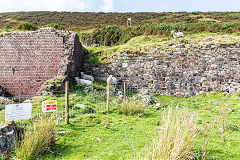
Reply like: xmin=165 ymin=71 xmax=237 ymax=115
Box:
xmin=0 ymin=28 xmax=83 ymax=97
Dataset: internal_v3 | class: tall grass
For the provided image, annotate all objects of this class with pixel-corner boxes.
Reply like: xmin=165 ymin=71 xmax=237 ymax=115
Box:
xmin=15 ymin=116 xmax=57 ymax=160
xmin=119 ymin=100 xmax=145 ymax=116
xmin=144 ymin=108 xmax=199 ymax=160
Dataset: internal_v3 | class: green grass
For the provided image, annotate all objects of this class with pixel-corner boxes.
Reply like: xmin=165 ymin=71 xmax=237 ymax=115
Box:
xmin=0 ymin=83 xmax=240 ymax=159
xmin=15 ymin=116 xmax=57 ymax=160
xmin=85 ymin=32 xmax=240 ymax=64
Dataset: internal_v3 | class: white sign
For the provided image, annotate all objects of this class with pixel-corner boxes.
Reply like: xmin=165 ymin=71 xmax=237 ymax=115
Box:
xmin=5 ymin=103 xmax=32 ymax=121
xmin=42 ymin=100 xmax=57 ymax=112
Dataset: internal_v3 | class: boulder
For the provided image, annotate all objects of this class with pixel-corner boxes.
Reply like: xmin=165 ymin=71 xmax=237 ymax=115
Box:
xmin=0 ymin=120 xmax=20 ymax=156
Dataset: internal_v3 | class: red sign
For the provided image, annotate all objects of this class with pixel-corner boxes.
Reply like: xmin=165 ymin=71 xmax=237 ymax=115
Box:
xmin=42 ymin=100 xmax=57 ymax=112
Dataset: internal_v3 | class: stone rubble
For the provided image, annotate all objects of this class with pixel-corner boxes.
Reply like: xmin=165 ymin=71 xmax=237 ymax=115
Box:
xmin=0 ymin=120 xmax=20 ymax=157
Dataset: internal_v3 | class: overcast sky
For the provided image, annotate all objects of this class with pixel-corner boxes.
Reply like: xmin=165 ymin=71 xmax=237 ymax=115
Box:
xmin=0 ymin=0 xmax=239 ymax=13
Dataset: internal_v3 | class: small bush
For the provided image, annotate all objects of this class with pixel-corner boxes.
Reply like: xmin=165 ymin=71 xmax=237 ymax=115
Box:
xmin=3 ymin=25 xmax=13 ymax=31
xmin=16 ymin=22 xmax=38 ymax=31
xmin=15 ymin=116 xmax=57 ymax=160
xmin=119 ymin=100 xmax=145 ymax=116
xmin=44 ymin=23 xmax=66 ymax=30
xmin=144 ymin=108 xmax=199 ymax=160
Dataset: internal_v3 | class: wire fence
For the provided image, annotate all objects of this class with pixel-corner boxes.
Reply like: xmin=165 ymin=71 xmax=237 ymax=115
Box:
xmin=0 ymin=82 xmax=230 ymax=127
xmin=0 ymin=82 xmax=139 ymax=128
xmin=0 ymin=80 xmax=232 ymax=127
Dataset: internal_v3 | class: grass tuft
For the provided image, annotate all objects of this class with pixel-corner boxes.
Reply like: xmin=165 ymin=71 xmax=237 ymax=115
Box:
xmin=15 ymin=116 xmax=57 ymax=160
xmin=144 ymin=108 xmax=199 ymax=160
xmin=119 ymin=100 xmax=145 ymax=116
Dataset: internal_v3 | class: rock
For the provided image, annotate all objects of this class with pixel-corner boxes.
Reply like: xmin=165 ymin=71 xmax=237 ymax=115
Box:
xmin=155 ymin=103 xmax=161 ymax=107
xmin=90 ymin=44 xmax=100 ymax=47
xmin=228 ymin=108 xmax=234 ymax=112
xmin=104 ymin=123 xmax=108 ymax=128
xmin=72 ymin=119 xmax=80 ymax=122
xmin=118 ymin=95 xmax=123 ymax=99
xmin=138 ymin=89 xmax=152 ymax=104
xmin=110 ymin=87 xmax=116 ymax=94
xmin=76 ymin=104 xmax=85 ymax=109
xmin=0 ymin=97 xmax=14 ymax=110
xmin=208 ymin=99 xmax=216 ymax=103
xmin=122 ymin=63 xmax=128 ymax=68
xmin=117 ymin=91 xmax=123 ymax=96
xmin=0 ymin=120 xmax=20 ymax=156
xmin=56 ymin=130 xmax=71 ymax=134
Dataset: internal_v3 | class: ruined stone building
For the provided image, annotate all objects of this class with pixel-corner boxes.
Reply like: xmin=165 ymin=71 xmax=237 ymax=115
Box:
xmin=0 ymin=28 xmax=84 ymax=98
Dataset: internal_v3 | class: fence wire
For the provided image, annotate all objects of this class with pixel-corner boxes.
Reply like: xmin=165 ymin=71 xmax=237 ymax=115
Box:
xmin=0 ymin=84 xmax=226 ymax=126
xmin=0 ymin=84 xmax=133 ymax=127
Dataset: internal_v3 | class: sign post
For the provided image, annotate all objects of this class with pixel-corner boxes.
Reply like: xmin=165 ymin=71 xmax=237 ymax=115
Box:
xmin=65 ymin=81 xmax=69 ymax=124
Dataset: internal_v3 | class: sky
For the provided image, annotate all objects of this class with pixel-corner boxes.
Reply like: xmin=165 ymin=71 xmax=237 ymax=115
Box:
xmin=0 ymin=0 xmax=240 ymax=13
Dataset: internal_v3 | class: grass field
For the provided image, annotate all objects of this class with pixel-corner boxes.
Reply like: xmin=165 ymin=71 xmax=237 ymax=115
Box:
xmin=1 ymin=82 xmax=239 ymax=159
xmin=43 ymin=91 xmax=240 ymax=160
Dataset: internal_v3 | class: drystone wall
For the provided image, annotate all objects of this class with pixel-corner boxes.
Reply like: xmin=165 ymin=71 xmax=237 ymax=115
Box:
xmin=0 ymin=28 xmax=84 ymax=98
xmin=84 ymin=43 xmax=240 ymax=96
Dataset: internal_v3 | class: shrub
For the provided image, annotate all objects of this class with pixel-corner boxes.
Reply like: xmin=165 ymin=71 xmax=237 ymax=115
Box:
xmin=3 ymin=25 xmax=13 ymax=31
xmin=144 ymin=108 xmax=199 ymax=160
xmin=44 ymin=23 xmax=66 ymax=30
xmin=81 ymin=20 xmax=240 ymax=47
xmin=118 ymin=100 xmax=145 ymax=116
xmin=16 ymin=22 xmax=38 ymax=31
xmin=15 ymin=116 xmax=57 ymax=160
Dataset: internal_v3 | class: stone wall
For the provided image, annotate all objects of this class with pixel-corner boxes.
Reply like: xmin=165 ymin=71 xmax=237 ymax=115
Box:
xmin=84 ymin=43 xmax=240 ymax=96
xmin=0 ymin=28 xmax=84 ymax=98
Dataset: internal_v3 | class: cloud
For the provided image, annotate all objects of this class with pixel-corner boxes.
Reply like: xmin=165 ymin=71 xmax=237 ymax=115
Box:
xmin=100 ymin=0 xmax=114 ymax=12
xmin=0 ymin=0 xmax=87 ymax=12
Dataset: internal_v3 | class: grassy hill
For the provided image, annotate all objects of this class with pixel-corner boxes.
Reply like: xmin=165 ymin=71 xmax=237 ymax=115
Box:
xmin=2 ymin=12 xmax=240 ymax=48
xmin=1 ymin=12 xmax=240 ymax=30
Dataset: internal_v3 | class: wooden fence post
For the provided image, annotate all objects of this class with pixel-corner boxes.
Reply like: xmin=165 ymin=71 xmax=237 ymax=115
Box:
xmin=106 ymin=81 xmax=110 ymax=111
xmin=124 ymin=82 xmax=126 ymax=104
xmin=65 ymin=81 xmax=69 ymax=124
